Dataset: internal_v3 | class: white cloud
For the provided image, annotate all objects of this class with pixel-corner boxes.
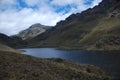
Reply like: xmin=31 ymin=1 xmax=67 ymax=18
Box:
xmin=0 ymin=0 xmax=16 ymax=6
xmin=0 ymin=0 xmax=102 ymax=35
xmin=50 ymin=0 xmax=102 ymax=13
xmin=0 ymin=7 xmax=70 ymax=35
xmin=51 ymin=0 xmax=75 ymax=6
xmin=0 ymin=0 xmax=18 ymax=10
xmin=23 ymin=0 xmax=40 ymax=6
xmin=90 ymin=0 xmax=102 ymax=8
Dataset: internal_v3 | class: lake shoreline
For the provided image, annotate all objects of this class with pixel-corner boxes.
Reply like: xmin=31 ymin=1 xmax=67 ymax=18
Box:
xmin=0 ymin=50 xmax=112 ymax=80
xmin=18 ymin=45 xmax=120 ymax=52
xmin=21 ymin=48 xmax=120 ymax=79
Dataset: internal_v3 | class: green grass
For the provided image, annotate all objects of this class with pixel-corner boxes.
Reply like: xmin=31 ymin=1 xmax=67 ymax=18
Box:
xmin=78 ymin=17 xmax=120 ymax=50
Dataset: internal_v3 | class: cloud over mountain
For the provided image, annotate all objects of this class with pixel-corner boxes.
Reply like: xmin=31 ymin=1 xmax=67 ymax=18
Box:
xmin=0 ymin=0 xmax=102 ymax=35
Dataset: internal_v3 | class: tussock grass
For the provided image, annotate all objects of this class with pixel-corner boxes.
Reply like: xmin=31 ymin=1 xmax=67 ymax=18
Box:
xmin=0 ymin=50 xmax=111 ymax=80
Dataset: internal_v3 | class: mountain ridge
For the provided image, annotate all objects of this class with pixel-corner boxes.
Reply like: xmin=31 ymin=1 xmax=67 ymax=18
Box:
xmin=26 ymin=0 xmax=120 ymax=50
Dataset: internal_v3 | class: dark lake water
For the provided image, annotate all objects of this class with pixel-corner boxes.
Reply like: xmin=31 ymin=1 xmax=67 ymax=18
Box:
xmin=21 ymin=48 xmax=120 ymax=78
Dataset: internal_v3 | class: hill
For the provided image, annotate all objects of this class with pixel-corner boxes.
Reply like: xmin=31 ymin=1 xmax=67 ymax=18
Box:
xmin=27 ymin=0 xmax=120 ymax=50
xmin=16 ymin=23 xmax=52 ymax=40
xmin=0 ymin=33 xmax=27 ymax=48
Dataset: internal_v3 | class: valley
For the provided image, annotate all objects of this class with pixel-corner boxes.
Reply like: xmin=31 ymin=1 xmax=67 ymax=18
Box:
xmin=0 ymin=0 xmax=120 ymax=80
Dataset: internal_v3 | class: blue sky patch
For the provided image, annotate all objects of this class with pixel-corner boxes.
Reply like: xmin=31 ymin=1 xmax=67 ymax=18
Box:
xmin=84 ymin=0 xmax=94 ymax=5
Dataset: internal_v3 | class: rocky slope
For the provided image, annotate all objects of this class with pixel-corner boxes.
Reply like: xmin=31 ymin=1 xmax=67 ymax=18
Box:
xmin=27 ymin=0 xmax=120 ymax=50
xmin=17 ymin=23 xmax=51 ymax=40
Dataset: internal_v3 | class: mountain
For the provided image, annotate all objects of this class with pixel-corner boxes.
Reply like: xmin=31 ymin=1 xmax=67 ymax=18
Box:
xmin=0 ymin=33 xmax=27 ymax=48
xmin=17 ymin=23 xmax=52 ymax=40
xmin=27 ymin=0 xmax=120 ymax=50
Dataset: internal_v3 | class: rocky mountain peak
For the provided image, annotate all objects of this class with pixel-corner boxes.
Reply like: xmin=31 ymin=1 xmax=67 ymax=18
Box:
xmin=17 ymin=23 xmax=52 ymax=40
xmin=30 ymin=23 xmax=44 ymax=28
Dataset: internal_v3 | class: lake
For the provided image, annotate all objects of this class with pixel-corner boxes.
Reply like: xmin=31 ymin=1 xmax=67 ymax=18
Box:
xmin=21 ymin=48 xmax=120 ymax=78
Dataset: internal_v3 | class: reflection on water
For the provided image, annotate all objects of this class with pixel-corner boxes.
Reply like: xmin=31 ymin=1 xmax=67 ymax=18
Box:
xmin=21 ymin=48 xmax=120 ymax=78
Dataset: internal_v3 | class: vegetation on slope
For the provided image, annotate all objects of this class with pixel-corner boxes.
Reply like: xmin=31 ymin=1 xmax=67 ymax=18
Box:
xmin=79 ymin=15 xmax=120 ymax=50
xmin=0 ymin=50 xmax=111 ymax=80
xmin=0 ymin=33 xmax=27 ymax=48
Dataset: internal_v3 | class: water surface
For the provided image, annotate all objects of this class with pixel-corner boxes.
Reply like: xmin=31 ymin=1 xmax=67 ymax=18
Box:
xmin=21 ymin=48 xmax=120 ymax=78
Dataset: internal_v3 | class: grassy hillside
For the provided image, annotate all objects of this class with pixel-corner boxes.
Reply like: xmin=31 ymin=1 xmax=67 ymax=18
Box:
xmin=79 ymin=15 xmax=120 ymax=50
xmin=0 ymin=33 xmax=27 ymax=48
xmin=0 ymin=50 xmax=111 ymax=80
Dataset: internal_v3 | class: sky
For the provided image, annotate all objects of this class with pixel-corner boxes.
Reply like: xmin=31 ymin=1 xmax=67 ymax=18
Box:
xmin=0 ymin=0 xmax=102 ymax=35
